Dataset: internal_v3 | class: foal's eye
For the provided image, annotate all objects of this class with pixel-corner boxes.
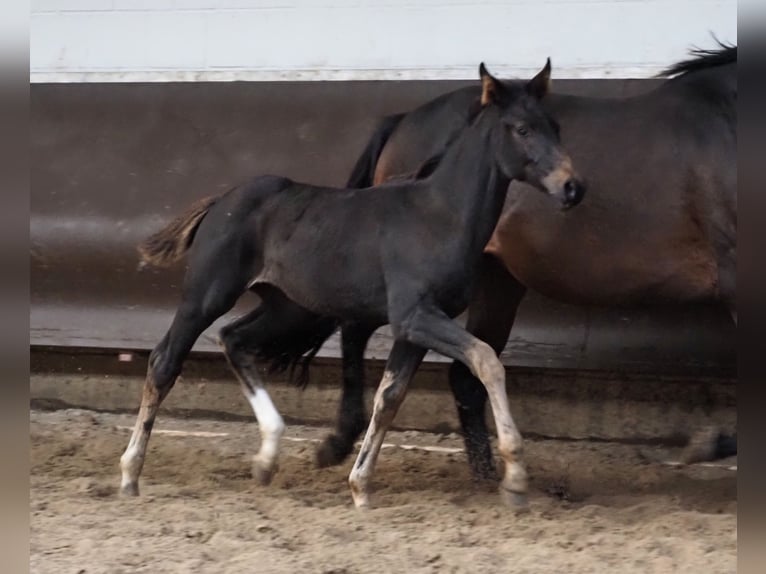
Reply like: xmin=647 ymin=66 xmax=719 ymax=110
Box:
xmin=516 ymin=125 xmax=529 ymax=137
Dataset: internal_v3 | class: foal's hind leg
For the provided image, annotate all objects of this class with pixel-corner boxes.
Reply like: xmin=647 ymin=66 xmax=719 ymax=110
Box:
xmin=219 ymin=303 xmax=308 ymax=485
xmin=396 ymin=306 xmax=528 ymax=510
xmin=348 ymin=340 xmax=426 ymax=508
xmin=316 ymin=322 xmax=375 ymax=468
xmin=448 ymin=254 xmax=525 ymax=480
xmin=120 ymin=283 xmax=245 ymax=495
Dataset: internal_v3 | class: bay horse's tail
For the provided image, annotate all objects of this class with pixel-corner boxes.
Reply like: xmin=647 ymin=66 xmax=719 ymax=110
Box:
xmin=345 ymin=113 xmax=406 ymax=188
xmin=138 ymin=195 xmax=219 ymax=267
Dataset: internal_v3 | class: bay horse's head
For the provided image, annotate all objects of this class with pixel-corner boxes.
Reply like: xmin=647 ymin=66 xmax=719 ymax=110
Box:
xmin=480 ymin=60 xmax=585 ymax=209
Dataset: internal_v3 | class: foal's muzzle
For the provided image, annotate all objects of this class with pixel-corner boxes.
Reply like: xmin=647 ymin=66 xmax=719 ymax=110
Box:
xmin=541 ymin=160 xmax=586 ymax=210
xmin=562 ymin=178 xmax=586 ymax=209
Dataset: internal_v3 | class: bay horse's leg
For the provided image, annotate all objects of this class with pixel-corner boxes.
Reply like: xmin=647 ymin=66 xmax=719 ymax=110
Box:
xmin=681 ymin=427 xmax=737 ymax=464
xmin=395 ymin=307 xmax=528 ymax=510
xmin=448 ymin=253 xmax=526 ymax=480
xmin=715 ymin=432 xmax=737 ymax=459
xmin=680 ymin=300 xmax=737 ymax=464
xmin=120 ymin=280 xmax=244 ymax=495
xmin=316 ymin=322 xmax=376 ymax=468
xmin=348 ymin=340 xmax=426 ymax=508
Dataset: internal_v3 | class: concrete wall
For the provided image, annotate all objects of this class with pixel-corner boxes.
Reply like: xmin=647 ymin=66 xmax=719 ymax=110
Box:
xmin=30 ymin=348 xmax=737 ymax=442
xmin=30 ymin=79 xmax=737 ymax=374
xmin=31 ymin=0 xmax=737 ymax=82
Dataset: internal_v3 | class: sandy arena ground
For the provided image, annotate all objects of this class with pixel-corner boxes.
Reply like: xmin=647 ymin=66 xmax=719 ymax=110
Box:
xmin=30 ymin=408 xmax=736 ymax=573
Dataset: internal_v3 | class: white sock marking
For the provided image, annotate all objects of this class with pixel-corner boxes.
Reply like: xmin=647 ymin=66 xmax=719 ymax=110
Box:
xmin=247 ymin=387 xmax=285 ymax=466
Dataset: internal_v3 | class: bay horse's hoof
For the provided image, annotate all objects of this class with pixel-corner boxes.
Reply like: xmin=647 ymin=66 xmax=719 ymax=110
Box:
xmin=315 ymin=435 xmax=350 ymax=468
xmin=472 ymin=464 xmax=499 ymax=482
xmin=120 ymin=482 xmax=140 ymax=497
xmin=252 ymin=460 xmax=278 ymax=486
xmin=681 ymin=426 xmax=719 ymax=464
xmin=500 ymin=488 xmax=529 ymax=513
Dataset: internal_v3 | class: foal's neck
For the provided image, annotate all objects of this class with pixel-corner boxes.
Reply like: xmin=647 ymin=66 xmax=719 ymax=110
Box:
xmin=429 ymin=110 xmax=511 ymax=249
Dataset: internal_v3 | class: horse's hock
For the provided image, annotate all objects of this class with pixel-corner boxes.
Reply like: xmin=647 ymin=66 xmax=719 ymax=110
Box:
xmin=30 ymin=79 xmax=736 ymax=443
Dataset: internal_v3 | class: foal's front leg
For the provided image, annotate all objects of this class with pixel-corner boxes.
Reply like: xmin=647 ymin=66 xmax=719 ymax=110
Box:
xmin=398 ymin=306 xmax=528 ymax=509
xmin=448 ymin=253 xmax=526 ymax=481
xmin=348 ymin=340 xmax=426 ymax=508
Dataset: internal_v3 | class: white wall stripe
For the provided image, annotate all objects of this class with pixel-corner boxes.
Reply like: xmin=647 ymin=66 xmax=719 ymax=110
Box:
xmin=31 ymin=0 xmax=737 ymax=83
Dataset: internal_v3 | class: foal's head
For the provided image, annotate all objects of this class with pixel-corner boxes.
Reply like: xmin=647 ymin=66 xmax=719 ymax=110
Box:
xmin=480 ymin=61 xmax=585 ymax=208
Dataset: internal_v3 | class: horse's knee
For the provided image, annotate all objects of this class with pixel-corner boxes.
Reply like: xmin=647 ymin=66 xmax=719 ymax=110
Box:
xmin=367 ymin=372 xmax=405 ymax=430
xmin=465 ymin=341 xmax=504 ymax=385
xmin=381 ymin=379 xmax=404 ymax=407
xmin=376 ymin=369 xmax=407 ymax=408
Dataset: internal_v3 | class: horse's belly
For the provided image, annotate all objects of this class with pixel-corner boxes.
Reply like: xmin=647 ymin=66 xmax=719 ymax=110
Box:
xmin=252 ymin=260 xmax=388 ymax=321
xmin=486 ymin=217 xmax=720 ymax=306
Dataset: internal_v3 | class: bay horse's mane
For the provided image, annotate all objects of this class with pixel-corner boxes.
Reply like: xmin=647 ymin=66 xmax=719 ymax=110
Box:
xmin=386 ymin=98 xmax=485 ymax=183
xmin=658 ymin=41 xmax=736 ymax=78
xmin=393 ymin=45 xmax=738 ymax=183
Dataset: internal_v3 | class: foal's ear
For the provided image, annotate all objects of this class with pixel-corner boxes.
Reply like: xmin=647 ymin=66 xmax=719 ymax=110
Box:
xmin=479 ymin=62 xmax=501 ymax=106
xmin=527 ymin=58 xmax=552 ymax=100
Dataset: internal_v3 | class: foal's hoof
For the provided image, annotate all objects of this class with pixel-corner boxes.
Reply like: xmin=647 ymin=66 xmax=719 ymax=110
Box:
xmin=500 ymin=488 xmax=529 ymax=513
xmin=315 ymin=435 xmax=350 ymax=468
xmin=351 ymin=491 xmax=372 ymax=510
xmin=349 ymin=478 xmax=372 ymax=509
xmin=119 ymin=482 xmax=140 ymax=497
xmin=252 ymin=460 xmax=278 ymax=486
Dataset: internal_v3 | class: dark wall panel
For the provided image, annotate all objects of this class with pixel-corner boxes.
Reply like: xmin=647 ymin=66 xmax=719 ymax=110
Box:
xmin=30 ymin=79 xmax=735 ymax=375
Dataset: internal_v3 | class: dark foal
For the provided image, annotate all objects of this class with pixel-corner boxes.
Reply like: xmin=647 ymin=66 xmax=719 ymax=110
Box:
xmin=120 ymin=62 xmax=585 ymax=508
xmin=313 ymin=44 xmax=737 ymax=476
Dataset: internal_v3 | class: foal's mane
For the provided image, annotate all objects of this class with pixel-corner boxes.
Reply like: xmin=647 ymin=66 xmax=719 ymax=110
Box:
xmin=658 ymin=41 xmax=737 ymax=78
xmin=409 ymin=97 xmax=487 ymax=180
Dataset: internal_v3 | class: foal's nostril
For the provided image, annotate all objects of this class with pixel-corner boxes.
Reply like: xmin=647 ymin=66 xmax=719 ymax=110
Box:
xmin=563 ymin=179 xmax=585 ymax=206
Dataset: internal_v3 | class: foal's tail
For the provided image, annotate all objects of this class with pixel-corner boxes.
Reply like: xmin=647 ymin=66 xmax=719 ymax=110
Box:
xmin=138 ymin=195 xmax=219 ymax=267
xmin=345 ymin=113 xmax=406 ymax=188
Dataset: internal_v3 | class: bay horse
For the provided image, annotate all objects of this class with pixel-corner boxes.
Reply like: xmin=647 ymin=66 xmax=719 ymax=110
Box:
xmin=300 ymin=44 xmax=736 ymax=476
xmin=120 ymin=62 xmax=586 ymax=508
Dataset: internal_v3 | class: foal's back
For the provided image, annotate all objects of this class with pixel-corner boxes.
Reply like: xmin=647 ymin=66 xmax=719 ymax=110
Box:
xmin=201 ymin=173 xmax=444 ymax=321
